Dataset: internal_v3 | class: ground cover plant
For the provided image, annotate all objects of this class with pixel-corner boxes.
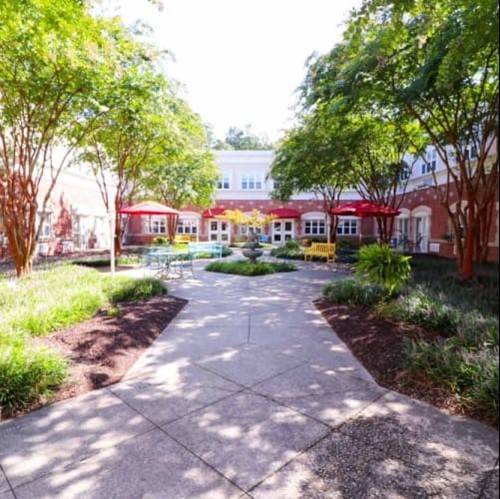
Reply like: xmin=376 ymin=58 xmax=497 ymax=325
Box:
xmin=0 ymin=265 xmax=167 ymax=416
xmin=270 ymin=240 xmax=305 ymax=260
xmin=205 ymin=259 xmax=297 ymax=276
xmin=321 ymin=253 xmax=499 ymax=426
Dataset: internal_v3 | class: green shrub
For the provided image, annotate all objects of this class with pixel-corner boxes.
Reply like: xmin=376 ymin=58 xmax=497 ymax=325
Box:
xmin=205 ymin=260 xmax=297 ymax=276
xmin=323 ymin=278 xmax=386 ymax=307
xmin=270 ymin=240 xmax=304 ymax=260
xmin=152 ymin=236 xmax=169 ymax=245
xmin=72 ymin=255 xmax=142 ymax=268
xmin=72 ymin=258 xmax=110 ymax=268
xmin=104 ymin=277 xmax=167 ymax=304
xmin=404 ymin=339 xmax=499 ymax=423
xmin=355 ymin=243 xmax=412 ymax=294
xmin=0 ymin=334 xmax=67 ymax=416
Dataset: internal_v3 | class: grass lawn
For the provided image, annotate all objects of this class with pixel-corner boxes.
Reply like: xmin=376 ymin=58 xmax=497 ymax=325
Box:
xmin=205 ymin=259 xmax=297 ymax=276
xmin=0 ymin=264 xmax=166 ymax=416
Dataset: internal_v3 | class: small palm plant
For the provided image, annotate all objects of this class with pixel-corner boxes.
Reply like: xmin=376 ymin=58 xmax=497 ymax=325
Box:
xmin=355 ymin=243 xmax=412 ymax=295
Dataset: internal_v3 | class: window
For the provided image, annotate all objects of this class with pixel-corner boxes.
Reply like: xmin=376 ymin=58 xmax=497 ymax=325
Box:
xmin=177 ymin=219 xmax=198 ymax=235
xmin=337 ymin=219 xmax=358 ymax=236
xmin=304 ymin=219 xmax=326 ymax=236
xmin=150 ymin=217 xmax=166 ymax=234
xmin=400 ymin=169 xmax=411 ymax=181
xmin=241 ymin=173 xmax=263 ymax=190
xmin=240 ymin=224 xmax=261 ymax=236
xmin=421 ymin=149 xmax=437 ymax=174
xmin=217 ymin=173 xmax=231 ymax=190
xmin=465 ymin=144 xmax=478 ymax=161
xmin=39 ymin=213 xmax=52 ymax=239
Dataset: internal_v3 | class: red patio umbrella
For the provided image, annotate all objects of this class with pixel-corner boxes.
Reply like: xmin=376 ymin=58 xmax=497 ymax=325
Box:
xmin=330 ymin=200 xmax=400 ymax=246
xmin=330 ymin=200 xmax=400 ymax=218
xmin=118 ymin=201 xmax=180 ymax=216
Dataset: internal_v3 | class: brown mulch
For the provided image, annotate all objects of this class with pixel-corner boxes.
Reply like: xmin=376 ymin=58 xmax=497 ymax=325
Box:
xmin=15 ymin=295 xmax=187 ymax=418
xmin=314 ymin=297 xmax=486 ymax=423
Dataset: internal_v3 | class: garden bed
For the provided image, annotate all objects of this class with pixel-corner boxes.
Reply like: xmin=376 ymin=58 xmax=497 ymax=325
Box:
xmin=315 ymin=297 xmax=497 ymax=428
xmin=205 ymin=259 xmax=297 ymax=276
xmin=6 ymin=295 xmax=187 ymax=420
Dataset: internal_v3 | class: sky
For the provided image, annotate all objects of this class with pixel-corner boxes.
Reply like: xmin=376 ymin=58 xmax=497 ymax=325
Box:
xmin=108 ymin=0 xmax=362 ymax=143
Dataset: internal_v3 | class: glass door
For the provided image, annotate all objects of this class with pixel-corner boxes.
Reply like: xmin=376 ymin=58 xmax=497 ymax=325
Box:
xmin=209 ymin=220 xmax=230 ymax=243
xmin=414 ymin=216 xmax=429 ymax=253
xmin=272 ymin=220 xmax=294 ymax=244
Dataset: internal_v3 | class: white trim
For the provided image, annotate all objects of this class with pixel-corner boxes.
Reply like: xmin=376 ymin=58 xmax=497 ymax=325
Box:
xmin=411 ymin=205 xmax=432 ymax=217
xmin=179 ymin=211 xmax=202 ymax=220
xmin=301 ymin=211 xmax=326 ymax=221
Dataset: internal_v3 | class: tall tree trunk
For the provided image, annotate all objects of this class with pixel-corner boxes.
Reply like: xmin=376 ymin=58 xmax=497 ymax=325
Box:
xmin=461 ymin=192 xmax=476 ymax=280
xmin=168 ymin=215 xmax=179 ymax=245
xmin=476 ymin=197 xmax=495 ymax=264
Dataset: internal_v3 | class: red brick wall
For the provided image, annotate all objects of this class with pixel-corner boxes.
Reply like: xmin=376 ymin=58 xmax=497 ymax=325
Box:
xmin=124 ymin=184 xmax=499 ymax=263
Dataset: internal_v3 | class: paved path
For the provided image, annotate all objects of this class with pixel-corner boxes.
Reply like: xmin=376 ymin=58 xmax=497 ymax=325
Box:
xmin=0 ymin=259 xmax=498 ymax=498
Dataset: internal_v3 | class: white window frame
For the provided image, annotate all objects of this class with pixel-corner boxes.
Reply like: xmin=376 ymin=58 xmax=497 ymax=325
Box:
xmin=241 ymin=173 xmax=263 ymax=190
xmin=421 ymin=149 xmax=437 ymax=174
xmin=177 ymin=218 xmax=198 ymax=235
xmin=38 ymin=212 xmax=52 ymax=239
xmin=304 ymin=219 xmax=326 ymax=236
xmin=337 ymin=218 xmax=359 ymax=236
xmin=217 ymin=173 xmax=231 ymax=190
xmin=150 ymin=216 xmax=167 ymax=234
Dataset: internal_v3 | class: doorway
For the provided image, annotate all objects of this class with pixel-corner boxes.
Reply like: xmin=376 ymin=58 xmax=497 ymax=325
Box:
xmin=272 ymin=220 xmax=294 ymax=244
xmin=208 ymin=219 xmax=230 ymax=243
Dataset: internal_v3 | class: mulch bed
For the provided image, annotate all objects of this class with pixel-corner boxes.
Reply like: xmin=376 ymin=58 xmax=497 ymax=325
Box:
xmin=21 ymin=295 xmax=187 ymax=416
xmin=314 ymin=297 xmax=480 ymax=422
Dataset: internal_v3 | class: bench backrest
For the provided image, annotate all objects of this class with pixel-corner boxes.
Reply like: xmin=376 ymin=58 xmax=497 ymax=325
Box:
xmin=310 ymin=243 xmax=335 ymax=253
xmin=175 ymin=235 xmax=193 ymax=243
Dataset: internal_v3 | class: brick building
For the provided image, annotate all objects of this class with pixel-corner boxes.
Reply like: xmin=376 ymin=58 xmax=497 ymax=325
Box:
xmin=1 ymin=148 xmax=497 ymax=263
xmin=0 ymin=164 xmax=115 ymax=261
xmin=125 ymin=149 xmax=499 ymax=261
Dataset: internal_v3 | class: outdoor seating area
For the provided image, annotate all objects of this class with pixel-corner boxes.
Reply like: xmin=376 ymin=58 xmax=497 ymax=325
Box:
xmin=143 ymin=246 xmax=194 ymax=279
xmin=141 ymin=242 xmax=224 ymax=279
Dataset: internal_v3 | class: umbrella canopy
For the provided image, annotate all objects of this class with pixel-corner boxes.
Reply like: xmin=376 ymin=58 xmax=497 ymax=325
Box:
xmin=202 ymin=208 xmax=226 ymax=218
xmin=119 ymin=201 xmax=179 ymax=216
xmin=266 ymin=208 xmax=301 ymax=219
xmin=331 ymin=200 xmax=400 ymax=218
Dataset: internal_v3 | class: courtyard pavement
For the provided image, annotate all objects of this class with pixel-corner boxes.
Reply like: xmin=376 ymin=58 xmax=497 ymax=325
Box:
xmin=0 ymin=257 xmax=498 ymax=498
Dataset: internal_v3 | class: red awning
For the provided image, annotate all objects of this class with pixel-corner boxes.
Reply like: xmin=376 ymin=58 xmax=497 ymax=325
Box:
xmin=202 ymin=208 xmax=227 ymax=218
xmin=331 ymin=201 xmax=400 ymax=218
xmin=118 ymin=201 xmax=179 ymax=216
xmin=267 ymin=208 xmax=301 ymax=219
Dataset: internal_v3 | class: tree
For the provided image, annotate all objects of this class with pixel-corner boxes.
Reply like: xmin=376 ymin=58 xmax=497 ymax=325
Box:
xmin=331 ymin=114 xmax=419 ymax=244
xmin=214 ymin=125 xmax=273 ymax=150
xmin=218 ymin=209 xmax=277 ymax=241
xmin=142 ymin=105 xmax=219 ymax=244
xmin=307 ymin=0 xmax=499 ymax=279
xmin=79 ymin=38 xmax=181 ymax=255
xmin=0 ymin=0 xmax=118 ymax=276
xmin=269 ymin=116 xmax=349 ymax=243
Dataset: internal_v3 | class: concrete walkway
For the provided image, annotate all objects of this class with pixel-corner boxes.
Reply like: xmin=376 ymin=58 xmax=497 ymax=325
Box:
xmin=0 ymin=259 xmax=498 ymax=498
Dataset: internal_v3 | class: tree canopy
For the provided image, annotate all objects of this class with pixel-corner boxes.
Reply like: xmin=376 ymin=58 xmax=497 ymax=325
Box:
xmin=0 ymin=0 xmax=122 ymax=276
xmin=213 ymin=125 xmax=273 ymax=150
xmin=272 ymin=0 xmax=498 ymax=277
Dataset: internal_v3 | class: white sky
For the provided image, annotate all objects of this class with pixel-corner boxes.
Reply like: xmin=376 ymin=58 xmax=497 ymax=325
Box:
xmin=107 ymin=0 xmax=362 ymax=142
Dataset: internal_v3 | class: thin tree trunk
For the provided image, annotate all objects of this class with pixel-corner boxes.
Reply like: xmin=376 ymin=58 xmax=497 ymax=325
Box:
xmin=461 ymin=192 xmax=476 ymax=280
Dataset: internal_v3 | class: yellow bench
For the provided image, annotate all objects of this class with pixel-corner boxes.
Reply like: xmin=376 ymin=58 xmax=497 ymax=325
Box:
xmin=175 ymin=234 xmax=195 ymax=243
xmin=303 ymin=243 xmax=336 ymax=263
